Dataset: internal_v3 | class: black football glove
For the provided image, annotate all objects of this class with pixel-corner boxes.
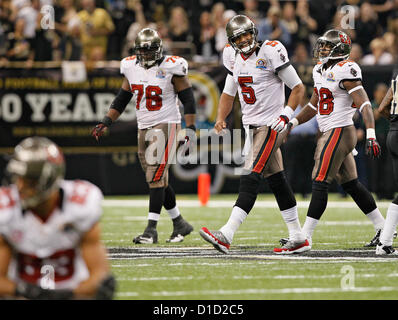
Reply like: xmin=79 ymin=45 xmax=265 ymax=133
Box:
xmin=179 ymin=124 xmax=196 ymax=156
xmin=91 ymin=116 xmax=112 ymax=142
xmin=366 ymin=138 xmax=381 ymax=159
xmin=15 ymin=281 xmax=74 ymax=300
xmin=95 ymin=274 xmax=116 ymax=300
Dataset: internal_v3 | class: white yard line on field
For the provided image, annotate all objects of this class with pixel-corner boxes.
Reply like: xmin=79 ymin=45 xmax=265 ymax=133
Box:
xmin=103 ymin=199 xmax=392 ymax=208
xmin=116 ymin=286 xmax=398 ymax=297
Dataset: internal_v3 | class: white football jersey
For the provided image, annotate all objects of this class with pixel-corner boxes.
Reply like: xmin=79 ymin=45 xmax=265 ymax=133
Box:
xmin=121 ymin=55 xmax=187 ymax=129
xmin=312 ymin=60 xmax=362 ymax=132
xmin=223 ymin=40 xmax=290 ymax=126
xmin=0 ymin=180 xmax=103 ymax=290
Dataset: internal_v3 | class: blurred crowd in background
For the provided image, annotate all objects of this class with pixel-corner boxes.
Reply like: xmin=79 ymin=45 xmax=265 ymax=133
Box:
xmin=0 ymin=0 xmax=398 ymax=198
xmin=0 ymin=0 xmax=398 ymax=65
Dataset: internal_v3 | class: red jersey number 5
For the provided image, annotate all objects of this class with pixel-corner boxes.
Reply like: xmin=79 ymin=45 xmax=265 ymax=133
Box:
xmin=238 ymin=76 xmax=256 ymax=104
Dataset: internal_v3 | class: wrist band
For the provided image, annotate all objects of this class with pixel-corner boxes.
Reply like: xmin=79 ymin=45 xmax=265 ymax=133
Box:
xmin=290 ymin=118 xmax=299 ymax=129
xmin=366 ymin=128 xmax=376 ymax=139
xmin=101 ymin=116 xmax=113 ymax=127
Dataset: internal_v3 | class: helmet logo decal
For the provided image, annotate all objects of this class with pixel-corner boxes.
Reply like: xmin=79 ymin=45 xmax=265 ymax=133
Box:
xmin=339 ymin=33 xmax=351 ymax=45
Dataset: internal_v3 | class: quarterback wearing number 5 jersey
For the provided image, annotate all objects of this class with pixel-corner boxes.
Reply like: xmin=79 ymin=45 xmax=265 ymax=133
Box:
xmin=92 ymin=28 xmax=196 ymax=245
xmin=282 ymin=30 xmax=388 ymax=249
xmin=200 ymin=15 xmax=310 ymax=255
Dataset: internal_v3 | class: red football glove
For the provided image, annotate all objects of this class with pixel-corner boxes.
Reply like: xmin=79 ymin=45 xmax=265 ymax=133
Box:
xmin=366 ymin=138 xmax=381 ymax=159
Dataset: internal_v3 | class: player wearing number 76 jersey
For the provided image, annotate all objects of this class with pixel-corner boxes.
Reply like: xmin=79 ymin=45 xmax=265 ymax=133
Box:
xmin=199 ymin=15 xmax=310 ymax=254
xmin=280 ymin=30 xmax=388 ymax=248
xmin=91 ymin=28 xmax=196 ymax=244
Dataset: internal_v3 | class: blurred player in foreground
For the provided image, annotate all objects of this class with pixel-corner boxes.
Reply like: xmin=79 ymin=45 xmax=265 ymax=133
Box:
xmin=0 ymin=137 xmax=115 ymax=299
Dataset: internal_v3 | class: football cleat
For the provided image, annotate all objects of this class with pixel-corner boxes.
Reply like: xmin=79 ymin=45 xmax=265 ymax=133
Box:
xmin=364 ymin=229 xmax=398 ymax=247
xmin=375 ymin=243 xmax=398 ymax=255
xmin=166 ymin=218 xmax=194 ymax=243
xmin=280 ymin=236 xmax=312 ymax=247
xmin=133 ymin=228 xmax=158 ymax=244
xmin=199 ymin=227 xmax=230 ymax=254
xmin=274 ymin=239 xmax=311 ymax=254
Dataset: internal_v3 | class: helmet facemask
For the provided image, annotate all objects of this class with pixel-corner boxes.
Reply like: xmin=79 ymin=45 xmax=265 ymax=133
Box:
xmin=135 ymin=43 xmax=163 ymax=68
xmin=229 ymin=29 xmax=258 ymax=55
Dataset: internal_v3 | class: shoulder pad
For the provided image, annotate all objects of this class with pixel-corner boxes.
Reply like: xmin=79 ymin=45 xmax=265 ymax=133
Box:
xmin=261 ymin=40 xmax=289 ymax=71
xmin=335 ymin=60 xmax=362 ymax=80
xmin=120 ymin=55 xmax=137 ymax=74
xmin=0 ymin=186 xmax=18 ymax=226
xmin=223 ymin=45 xmax=236 ymax=73
xmin=162 ymin=56 xmax=188 ymax=76
xmin=62 ymin=180 xmax=104 ymax=233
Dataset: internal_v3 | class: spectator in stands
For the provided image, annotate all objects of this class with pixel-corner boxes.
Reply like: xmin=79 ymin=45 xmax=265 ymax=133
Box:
xmin=193 ymin=11 xmax=217 ymax=62
xmin=57 ymin=16 xmax=83 ymax=61
xmin=122 ymin=0 xmax=153 ymax=57
xmin=350 ymin=43 xmax=363 ymax=63
xmin=5 ymin=17 xmax=33 ymax=63
xmin=32 ymin=1 xmax=56 ymax=61
xmin=370 ymin=0 xmax=396 ymax=30
xmin=239 ymin=0 xmax=263 ymax=25
xmin=12 ymin=0 xmax=39 ymax=40
xmin=295 ymin=0 xmax=317 ymax=47
xmin=77 ymin=0 xmax=115 ymax=61
xmin=257 ymin=6 xmax=291 ymax=49
xmin=168 ymin=6 xmax=191 ymax=42
xmin=362 ymin=37 xmax=394 ymax=65
xmin=215 ymin=9 xmax=236 ymax=54
xmin=355 ymin=2 xmax=381 ymax=54
xmin=54 ymin=0 xmax=78 ymax=35
xmin=368 ymin=83 xmax=395 ymax=199
xmin=291 ymin=41 xmax=310 ymax=64
xmin=168 ymin=6 xmax=192 ymax=56
xmin=281 ymin=2 xmax=298 ymax=43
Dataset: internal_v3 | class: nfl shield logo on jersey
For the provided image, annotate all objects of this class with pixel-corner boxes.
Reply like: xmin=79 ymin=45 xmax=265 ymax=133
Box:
xmin=256 ymin=59 xmax=267 ymax=70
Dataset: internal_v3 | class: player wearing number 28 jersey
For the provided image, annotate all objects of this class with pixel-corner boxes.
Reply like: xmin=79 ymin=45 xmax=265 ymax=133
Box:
xmin=199 ymin=15 xmax=310 ymax=254
xmin=91 ymin=28 xmax=196 ymax=245
xmin=283 ymin=30 xmax=387 ymax=248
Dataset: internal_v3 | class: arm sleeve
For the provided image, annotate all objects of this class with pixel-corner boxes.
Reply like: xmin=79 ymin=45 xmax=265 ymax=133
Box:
xmin=277 ymin=64 xmax=303 ymax=89
xmin=223 ymin=74 xmax=238 ymax=97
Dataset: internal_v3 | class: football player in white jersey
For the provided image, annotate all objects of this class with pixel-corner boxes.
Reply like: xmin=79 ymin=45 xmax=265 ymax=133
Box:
xmin=280 ymin=30 xmax=389 ymax=248
xmin=92 ymin=28 xmax=196 ymax=244
xmin=199 ymin=15 xmax=310 ymax=254
xmin=0 ymin=137 xmax=115 ymax=299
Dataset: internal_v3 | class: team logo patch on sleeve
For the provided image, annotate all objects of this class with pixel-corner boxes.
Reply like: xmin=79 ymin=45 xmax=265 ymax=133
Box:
xmin=350 ymin=68 xmax=357 ymax=77
xmin=280 ymin=53 xmax=286 ymax=62
xmin=256 ymin=59 xmax=267 ymax=70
